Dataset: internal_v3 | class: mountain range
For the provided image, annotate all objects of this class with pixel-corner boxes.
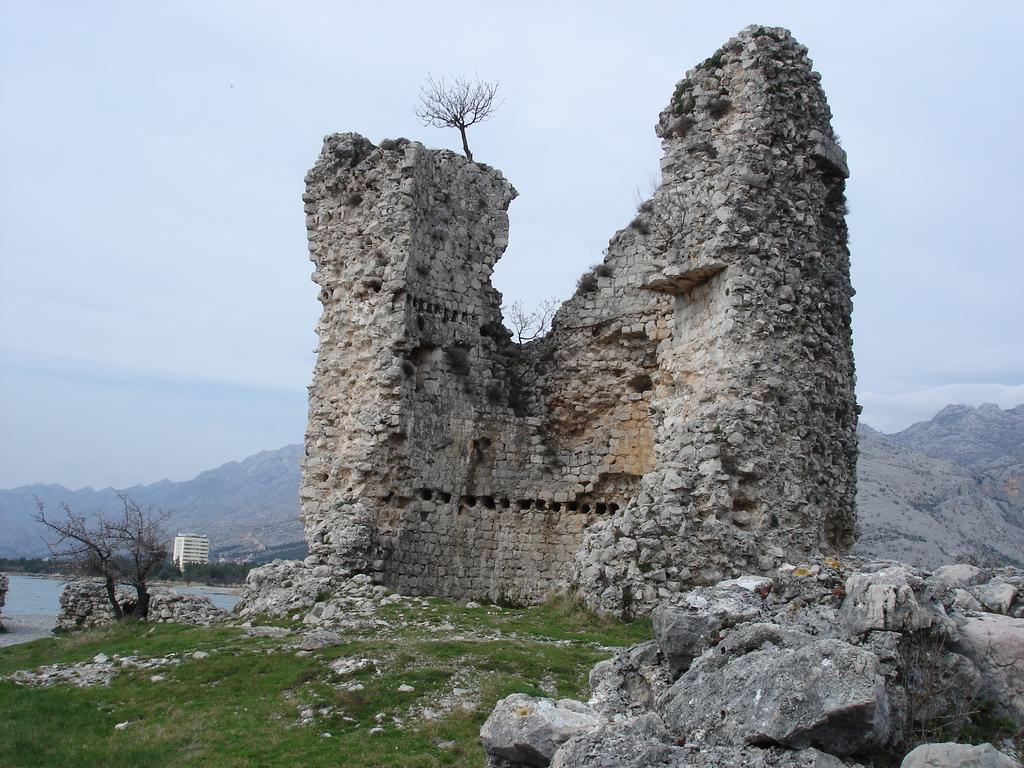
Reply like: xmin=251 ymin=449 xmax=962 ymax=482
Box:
xmin=2 ymin=404 xmax=1021 ymax=567
xmin=0 ymin=445 xmax=303 ymax=559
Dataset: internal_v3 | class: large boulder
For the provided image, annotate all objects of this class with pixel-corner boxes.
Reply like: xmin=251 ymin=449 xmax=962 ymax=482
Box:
xmin=658 ymin=629 xmax=891 ymax=756
xmin=951 ymin=612 xmax=1024 ymax=719
xmin=550 ymin=713 xmax=854 ymax=768
xmin=899 ymin=742 xmax=1021 ymax=768
xmin=481 ymin=694 xmax=605 ymax=767
xmin=931 ymin=565 xmax=987 ymax=589
xmin=652 ymin=586 xmax=763 ymax=675
xmin=840 ymin=567 xmax=941 ymax=636
xmin=587 ymin=641 xmax=672 ymax=717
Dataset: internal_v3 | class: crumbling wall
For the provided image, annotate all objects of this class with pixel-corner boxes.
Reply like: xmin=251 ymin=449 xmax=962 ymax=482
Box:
xmin=299 ymin=25 xmax=856 ymax=611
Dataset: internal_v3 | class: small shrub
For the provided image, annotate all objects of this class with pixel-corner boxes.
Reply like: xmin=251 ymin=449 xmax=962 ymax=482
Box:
xmin=593 ymin=263 xmax=612 ymax=278
xmin=672 ymin=115 xmax=696 ymax=137
xmin=630 ymin=217 xmax=651 ymax=235
xmin=344 ymin=192 xmax=363 ymax=207
xmin=693 ymin=141 xmax=718 ymax=159
xmin=378 ymin=138 xmax=399 ymax=150
xmin=701 ymin=49 xmax=726 ymax=70
xmin=401 ymin=360 xmax=415 ymax=377
xmin=445 ymin=346 xmax=471 ymax=376
xmin=708 ymin=97 xmax=732 ymax=118
xmin=577 ymin=272 xmax=599 ymax=294
xmin=637 ymin=200 xmax=654 ymax=213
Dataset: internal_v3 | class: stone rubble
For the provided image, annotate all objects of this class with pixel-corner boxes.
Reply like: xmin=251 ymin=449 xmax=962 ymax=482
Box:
xmin=481 ymin=558 xmax=1024 ymax=768
xmin=3 ymin=651 xmax=184 ymax=688
xmin=57 ymin=580 xmax=226 ymax=631
xmin=250 ymin=22 xmax=858 ymax=615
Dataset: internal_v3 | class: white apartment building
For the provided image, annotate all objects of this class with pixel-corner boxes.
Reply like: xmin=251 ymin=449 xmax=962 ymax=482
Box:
xmin=172 ymin=533 xmax=210 ymax=571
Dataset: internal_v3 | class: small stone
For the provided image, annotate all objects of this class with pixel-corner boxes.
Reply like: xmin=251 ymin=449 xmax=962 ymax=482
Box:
xmin=398 ymin=683 xmax=415 ymax=692
xmin=114 ymin=721 xmax=130 ymax=730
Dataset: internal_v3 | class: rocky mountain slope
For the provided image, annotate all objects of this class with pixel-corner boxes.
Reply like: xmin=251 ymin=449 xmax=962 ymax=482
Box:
xmin=888 ymin=403 xmax=1024 ymax=468
xmin=2 ymin=404 xmax=1021 ymax=568
xmin=855 ymin=404 xmax=1024 ymax=568
xmin=0 ymin=445 xmax=303 ymax=559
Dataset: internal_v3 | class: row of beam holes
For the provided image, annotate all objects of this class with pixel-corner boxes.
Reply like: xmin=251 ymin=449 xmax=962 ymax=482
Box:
xmin=418 ymin=488 xmax=618 ymax=515
xmin=407 ymin=293 xmax=471 ymax=323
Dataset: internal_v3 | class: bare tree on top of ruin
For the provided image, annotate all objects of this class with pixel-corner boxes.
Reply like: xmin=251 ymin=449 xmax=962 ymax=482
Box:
xmin=414 ymin=74 xmax=501 ymax=162
xmin=34 ymin=494 xmax=170 ymax=620
xmin=504 ymin=298 xmax=559 ymax=344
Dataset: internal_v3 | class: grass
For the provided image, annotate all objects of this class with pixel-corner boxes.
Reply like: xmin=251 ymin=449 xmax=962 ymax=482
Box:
xmin=0 ymin=594 xmax=651 ymax=768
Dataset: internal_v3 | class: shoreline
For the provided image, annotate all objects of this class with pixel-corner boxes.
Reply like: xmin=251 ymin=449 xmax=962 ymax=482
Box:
xmin=3 ymin=572 xmax=241 ymax=594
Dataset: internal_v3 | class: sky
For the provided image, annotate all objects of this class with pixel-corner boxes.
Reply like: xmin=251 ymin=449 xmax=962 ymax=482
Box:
xmin=1 ymin=1 xmax=1022 ymax=490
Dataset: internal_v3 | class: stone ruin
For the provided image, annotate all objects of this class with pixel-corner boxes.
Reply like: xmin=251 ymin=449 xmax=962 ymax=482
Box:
xmin=296 ymin=25 xmax=857 ymax=615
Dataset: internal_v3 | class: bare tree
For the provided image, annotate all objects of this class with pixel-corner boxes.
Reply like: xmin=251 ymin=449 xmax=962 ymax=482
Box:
xmin=414 ymin=74 xmax=501 ymax=161
xmin=504 ymin=298 xmax=559 ymax=344
xmin=34 ymin=494 xmax=170 ymax=620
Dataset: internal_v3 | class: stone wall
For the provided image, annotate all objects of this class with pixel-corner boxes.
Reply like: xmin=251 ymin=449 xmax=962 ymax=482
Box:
xmin=57 ymin=581 xmax=226 ymax=631
xmin=298 ymin=25 xmax=857 ymax=612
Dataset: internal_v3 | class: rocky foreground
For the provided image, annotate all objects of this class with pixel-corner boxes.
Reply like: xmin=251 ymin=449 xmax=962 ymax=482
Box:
xmin=2 ymin=558 xmax=1020 ymax=767
xmin=476 ymin=559 xmax=1023 ymax=768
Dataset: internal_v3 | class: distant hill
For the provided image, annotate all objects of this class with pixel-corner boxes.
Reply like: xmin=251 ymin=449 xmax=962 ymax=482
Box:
xmin=854 ymin=412 xmax=1024 ymax=567
xmin=3 ymin=404 xmax=1022 ymax=568
xmin=886 ymin=402 xmax=1024 ymax=468
xmin=0 ymin=445 xmax=303 ymax=559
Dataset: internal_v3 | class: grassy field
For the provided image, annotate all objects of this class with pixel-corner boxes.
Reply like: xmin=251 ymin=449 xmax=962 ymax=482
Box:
xmin=0 ymin=596 xmax=651 ymax=768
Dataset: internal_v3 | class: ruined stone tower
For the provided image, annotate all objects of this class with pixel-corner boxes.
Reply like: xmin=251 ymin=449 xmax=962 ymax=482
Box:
xmin=299 ymin=25 xmax=856 ymax=614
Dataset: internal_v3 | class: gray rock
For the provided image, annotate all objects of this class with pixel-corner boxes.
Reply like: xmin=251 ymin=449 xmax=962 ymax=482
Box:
xmin=550 ymin=713 xmax=855 ymax=768
xmin=295 ymin=629 xmax=341 ymax=650
xmin=932 ymin=565 xmax=987 ymax=589
xmin=480 ymin=693 xmax=605 ymax=767
xmin=976 ymin=581 xmax=1018 ymax=615
xmin=951 ymin=613 xmax=1024 ymax=719
xmin=840 ymin=567 xmax=938 ymax=636
xmin=653 ymin=586 xmax=762 ymax=675
xmin=587 ymin=641 xmax=672 ymax=717
xmin=659 ymin=636 xmax=891 ymax=755
xmin=900 ymin=742 xmax=1021 ymax=768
